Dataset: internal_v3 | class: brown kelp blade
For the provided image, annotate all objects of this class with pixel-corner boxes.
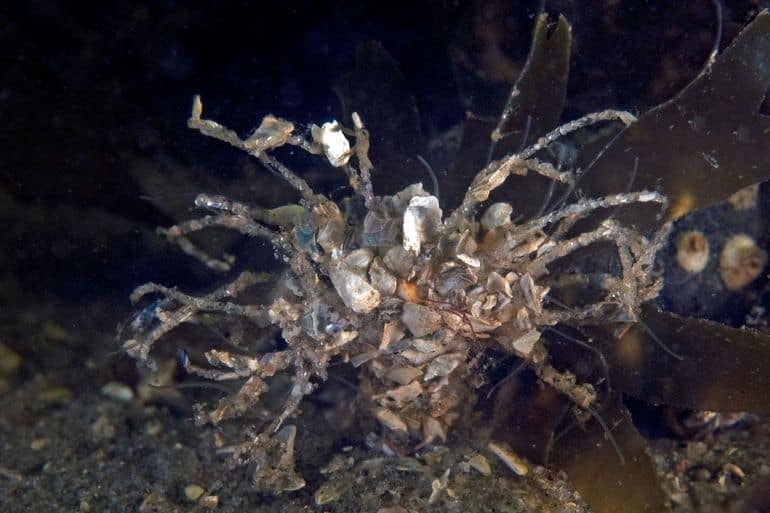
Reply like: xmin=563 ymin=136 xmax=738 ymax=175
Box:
xmin=579 ymin=10 xmax=770 ymax=232
xmin=550 ymin=396 xmax=665 ymax=513
xmin=491 ymin=374 xmax=665 ymax=513
xmin=334 ymin=41 xmax=426 ymax=195
xmin=446 ymin=13 xmax=571 ymax=211
xmin=598 ymin=303 xmax=770 ymax=413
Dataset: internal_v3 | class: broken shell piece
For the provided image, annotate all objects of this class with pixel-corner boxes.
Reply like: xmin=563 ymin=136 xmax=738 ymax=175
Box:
xmin=676 ymin=230 xmax=709 ymax=274
xmin=379 ymin=321 xmax=405 ymax=351
xmin=423 ymin=417 xmax=447 ymax=444
xmin=402 ymin=195 xmax=443 ymax=254
xmin=373 ymin=407 xmax=408 ymax=434
xmin=326 ymin=330 xmax=358 ymax=350
xmin=404 ymin=205 xmax=433 ymax=240
xmin=330 ymin=251 xmax=380 ymax=314
xmin=344 ymin=248 xmax=374 ymax=271
xmin=243 ymin=114 xmax=295 ymax=152
xmin=467 ymin=453 xmax=492 ymax=476
xmin=511 ymin=330 xmax=540 ymax=358
xmin=486 ymin=271 xmax=513 ymax=297
xmin=719 ymin=234 xmax=767 ymax=291
xmin=374 ymin=380 xmax=423 ymax=409
xmin=457 ymin=253 xmax=481 ymax=268
xmin=424 ymin=353 xmax=462 ymax=381
xmin=314 ymin=478 xmax=351 ymax=506
xmin=386 ymin=366 xmax=423 ymax=385
xmin=312 ymin=121 xmax=351 ymax=167
xmin=402 ymin=302 xmax=443 ymax=337
xmin=369 ymin=257 xmax=398 ymax=295
xmin=488 ymin=441 xmax=528 ymax=476
xmin=383 ymin=245 xmax=417 ymax=279
xmin=481 ymin=202 xmax=513 ymax=231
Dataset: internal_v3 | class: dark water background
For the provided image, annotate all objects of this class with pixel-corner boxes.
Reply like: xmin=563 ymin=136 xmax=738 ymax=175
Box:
xmin=3 ymin=0 xmax=765 ymax=309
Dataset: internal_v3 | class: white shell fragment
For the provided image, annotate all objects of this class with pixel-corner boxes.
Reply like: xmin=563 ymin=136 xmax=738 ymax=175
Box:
xmin=402 ymin=195 xmax=442 ymax=254
xmin=243 ymin=114 xmax=295 ymax=152
xmin=312 ymin=121 xmax=351 ymax=167
xmin=424 ymin=353 xmax=462 ymax=381
xmin=488 ymin=441 xmax=528 ymax=476
xmin=369 ymin=257 xmax=398 ymax=295
xmin=101 ymin=382 xmax=135 ymax=402
xmin=511 ymin=330 xmax=540 ymax=358
xmin=330 ymin=251 xmax=380 ymax=314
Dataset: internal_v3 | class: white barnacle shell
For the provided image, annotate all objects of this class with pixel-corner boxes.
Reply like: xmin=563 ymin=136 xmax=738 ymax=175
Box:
xmin=329 ymin=250 xmax=380 ymax=314
xmin=402 ymin=195 xmax=442 ymax=254
xmin=312 ymin=121 xmax=351 ymax=167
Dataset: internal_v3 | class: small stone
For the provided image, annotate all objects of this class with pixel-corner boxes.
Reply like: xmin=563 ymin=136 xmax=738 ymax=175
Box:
xmin=91 ymin=414 xmax=116 ymax=441
xmin=0 ymin=342 xmax=21 ymax=375
xmin=79 ymin=500 xmax=91 ymax=512
xmin=30 ymin=438 xmax=49 ymax=451
xmin=199 ymin=495 xmax=219 ymax=508
xmin=37 ymin=387 xmax=73 ymax=405
xmin=184 ymin=484 xmax=205 ymax=502
xmin=145 ymin=420 xmax=163 ymax=436
xmin=101 ymin=382 xmax=135 ymax=402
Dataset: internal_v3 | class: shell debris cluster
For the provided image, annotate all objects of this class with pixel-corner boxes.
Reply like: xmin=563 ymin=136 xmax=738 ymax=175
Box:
xmin=123 ymin=95 xmax=672 ymax=490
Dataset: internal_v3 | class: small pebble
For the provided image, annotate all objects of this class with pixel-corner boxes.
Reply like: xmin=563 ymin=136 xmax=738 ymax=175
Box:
xmin=199 ymin=495 xmax=219 ymax=509
xmin=91 ymin=414 xmax=116 ymax=441
xmin=79 ymin=500 xmax=91 ymax=512
xmin=37 ymin=387 xmax=73 ymax=405
xmin=101 ymin=382 xmax=134 ymax=402
xmin=0 ymin=343 xmax=22 ymax=375
xmin=184 ymin=484 xmax=205 ymax=502
xmin=145 ymin=420 xmax=163 ymax=436
xmin=30 ymin=438 xmax=49 ymax=451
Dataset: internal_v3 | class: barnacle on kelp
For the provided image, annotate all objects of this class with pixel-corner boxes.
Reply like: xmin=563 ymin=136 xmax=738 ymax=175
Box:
xmin=122 ymin=10 xmax=770 ymax=513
